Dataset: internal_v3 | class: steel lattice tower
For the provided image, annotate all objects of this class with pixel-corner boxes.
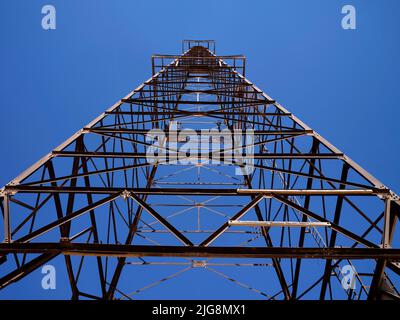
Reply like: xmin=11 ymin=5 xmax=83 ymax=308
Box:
xmin=1 ymin=40 xmax=400 ymax=300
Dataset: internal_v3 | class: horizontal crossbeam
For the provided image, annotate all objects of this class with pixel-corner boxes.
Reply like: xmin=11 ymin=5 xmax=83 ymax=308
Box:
xmin=228 ymin=221 xmax=332 ymax=227
xmin=3 ymin=187 xmax=389 ymax=196
xmin=1 ymin=243 xmax=400 ymax=260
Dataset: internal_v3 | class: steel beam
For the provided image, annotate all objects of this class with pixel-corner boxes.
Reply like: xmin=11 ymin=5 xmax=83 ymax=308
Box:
xmin=1 ymin=243 xmax=400 ymax=260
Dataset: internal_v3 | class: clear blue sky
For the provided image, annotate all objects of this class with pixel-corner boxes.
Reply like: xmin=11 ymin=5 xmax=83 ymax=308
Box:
xmin=1 ymin=0 xmax=400 ymax=299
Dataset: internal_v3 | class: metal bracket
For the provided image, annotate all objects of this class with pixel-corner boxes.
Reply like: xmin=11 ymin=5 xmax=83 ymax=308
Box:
xmin=192 ymin=260 xmax=207 ymax=268
xmin=121 ymin=190 xmax=132 ymax=200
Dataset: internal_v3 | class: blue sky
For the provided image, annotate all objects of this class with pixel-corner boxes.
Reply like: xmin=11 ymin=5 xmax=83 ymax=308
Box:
xmin=0 ymin=0 xmax=400 ymax=299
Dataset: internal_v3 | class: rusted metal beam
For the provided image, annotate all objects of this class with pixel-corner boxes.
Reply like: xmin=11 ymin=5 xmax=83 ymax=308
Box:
xmin=3 ymin=186 xmax=388 ymax=196
xmin=1 ymin=243 xmax=400 ymax=260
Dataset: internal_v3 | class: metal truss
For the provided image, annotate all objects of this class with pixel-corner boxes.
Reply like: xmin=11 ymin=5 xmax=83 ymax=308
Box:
xmin=1 ymin=40 xmax=400 ymax=300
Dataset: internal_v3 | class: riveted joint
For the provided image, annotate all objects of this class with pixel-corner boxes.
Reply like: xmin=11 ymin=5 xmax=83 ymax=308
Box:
xmin=121 ymin=190 xmax=132 ymax=200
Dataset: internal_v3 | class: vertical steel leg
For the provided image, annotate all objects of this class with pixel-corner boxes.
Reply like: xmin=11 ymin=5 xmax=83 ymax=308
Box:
xmin=383 ymin=198 xmax=391 ymax=248
xmin=3 ymin=194 xmax=11 ymax=243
